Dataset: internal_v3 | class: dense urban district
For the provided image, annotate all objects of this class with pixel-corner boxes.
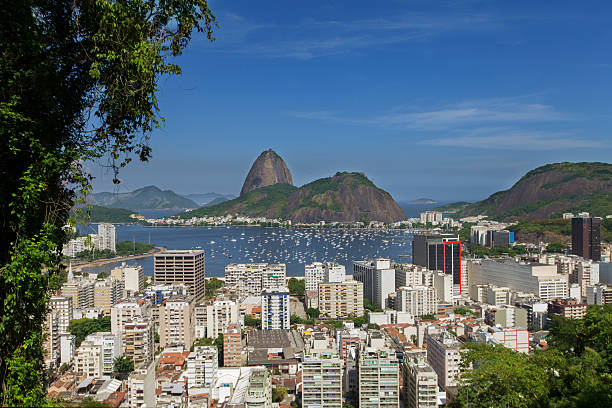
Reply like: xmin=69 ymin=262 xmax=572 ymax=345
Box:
xmin=47 ymin=202 xmax=612 ymax=407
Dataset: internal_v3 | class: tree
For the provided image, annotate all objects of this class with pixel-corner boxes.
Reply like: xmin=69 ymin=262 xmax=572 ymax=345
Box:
xmin=81 ymin=396 xmax=111 ymax=407
xmin=0 ymin=2 xmax=216 ymax=404
xmin=287 ymin=278 xmax=305 ymax=295
xmin=272 ymin=386 xmax=287 ymax=403
xmin=206 ymin=277 xmax=224 ymax=297
xmin=306 ymin=308 xmax=320 ymax=319
xmin=244 ymin=315 xmax=261 ymax=328
xmin=546 ymin=242 xmax=566 ymax=253
xmin=97 ymin=272 xmax=109 ymax=279
xmin=68 ymin=316 xmax=111 ymax=347
xmin=453 ymin=307 xmax=474 ymax=316
xmin=113 ymin=355 xmax=134 ymax=374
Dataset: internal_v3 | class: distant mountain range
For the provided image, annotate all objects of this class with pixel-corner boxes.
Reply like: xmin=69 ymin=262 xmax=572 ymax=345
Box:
xmin=457 ymin=162 xmax=612 ymax=220
xmin=89 ymin=185 xmax=199 ymax=210
xmin=405 ymin=198 xmax=437 ymax=205
xmin=184 ymin=193 xmax=236 ymax=206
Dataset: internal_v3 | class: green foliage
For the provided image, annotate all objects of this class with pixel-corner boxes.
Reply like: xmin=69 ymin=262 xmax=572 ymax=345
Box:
xmin=363 ymin=298 xmax=382 ymax=313
xmin=75 ymin=205 xmax=141 ymax=224
xmin=287 ymin=277 xmax=305 ymax=295
xmin=68 ymin=316 xmax=111 ymax=347
xmin=244 ymin=315 xmax=261 ymax=328
xmin=97 ymin=272 xmax=108 ymax=279
xmin=113 ymin=355 xmax=134 ymax=374
xmin=352 ymin=315 xmax=367 ymax=327
xmin=115 ymin=241 xmax=155 ymax=256
xmin=453 ymin=307 xmax=474 ymax=316
xmin=81 ymin=397 xmax=111 ymax=407
xmin=420 ymin=314 xmax=436 ymax=320
xmin=272 ymin=386 xmax=287 ymax=403
xmin=0 ymin=0 xmax=215 ymax=403
xmin=206 ymin=277 xmax=224 ymax=297
xmin=434 ymin=202 xmax=471 ymax=212
xmin=452 ymin=305 xmax=612 ymax=408
xmin=466 ymin=244 xmax=528 ymax=258
xmin=546 ymin=242 xmax=566 ymax=253
xmin=291 ymin=315 xmax=315 ymax=325
xmin=306 ymin=308 xmax=320 ymax=319
xmin=193 ymin=337 xmax=215 ymax=347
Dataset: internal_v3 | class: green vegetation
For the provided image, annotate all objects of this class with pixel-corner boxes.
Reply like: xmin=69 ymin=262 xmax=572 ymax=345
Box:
xmin=291 ymin=315 xmax=315 ymax=325
xmin=306 ymin=308 xmax=320 ymax=319
xmin=546 ymin=242 xmax=567 ymax=253
xmin=206 ymin=277 xmax=224 ymax=298
xmin=287 ymin=277 xmax=305 ymax=296
xmin=509 ymin=218 xmax=571 ymax=236
xmin=453 ymin=307 xmax=474 ymax=316
xmin=244 ymin=316 xmax=261 ymax=328
xmin=458 ymin=163 xmax=612 ymax=220
xmin=451 ymin=305 xmax=612 ymax=408
xmin=113 ymin=355 xmax=134 ymax=374
xmin=0 ymin=1 xmax=216 ymax=403
xmin=90 ymin=185 xmax=198 ymax=210
xmin=466 ymin=244 xmax=528 ymax=258
xmin=420 ymin=314 xmax=436 ymax=320
xmin=74 ymin=205 xmax=141 ymax=224
xmin=182 ymin=183 xmax=298 ymax=219
xmin=73 ymin=241 xmax=154 ymax=260
xmin=68 ymin=316 xmax=111 ymax=347
xmin=363 ymin=298 xmax=382 ymax=313
xmin=80 ymin=397 xmax=111 ymax=408
xmin=434 ymin=202 xmax=471 ymax=212
xmin=272 ymin=386 xmax=287 ymax=403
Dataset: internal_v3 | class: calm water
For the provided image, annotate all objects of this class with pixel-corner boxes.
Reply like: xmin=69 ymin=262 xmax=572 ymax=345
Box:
xmin=79 ymin=225 xmax=414 ymax=277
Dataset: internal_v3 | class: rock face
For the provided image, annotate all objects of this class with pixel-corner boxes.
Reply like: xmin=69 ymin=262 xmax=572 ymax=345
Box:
xmin=286 ymin=172 xmax=406 ymax=223
xmin=185 ymin=171 xmax=406 ymax=223
xmin=240 ymin=149 xmax=293 ymax=196
xmin=459 ymin=162 xmax=612 ymax=220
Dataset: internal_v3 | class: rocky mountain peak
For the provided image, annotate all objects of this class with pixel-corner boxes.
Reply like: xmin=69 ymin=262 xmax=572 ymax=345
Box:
xmin=240 ymin=149 xmax=293 ymax=196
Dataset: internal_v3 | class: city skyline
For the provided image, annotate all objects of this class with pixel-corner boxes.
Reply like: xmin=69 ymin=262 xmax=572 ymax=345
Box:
xmin=87 ymin=0 xmax=612 ymax=202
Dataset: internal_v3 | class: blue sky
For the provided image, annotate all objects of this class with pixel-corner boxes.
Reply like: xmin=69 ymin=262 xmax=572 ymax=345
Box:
xmin=90 ymin=0 xmax=612 ymax=202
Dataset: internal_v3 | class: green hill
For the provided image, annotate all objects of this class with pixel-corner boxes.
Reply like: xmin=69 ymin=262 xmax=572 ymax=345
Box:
xmin=181 ymin=172 xmax=406 ymax=223
xmin=73 ymin=205 xmax=142 ymax=223
xmin=458 ymin=162 xmax=612 ymax=220
xmin=434 ymin=202 xmax=471 ymax=212
xmin=89 ymin=185 xmax=198 ymax=210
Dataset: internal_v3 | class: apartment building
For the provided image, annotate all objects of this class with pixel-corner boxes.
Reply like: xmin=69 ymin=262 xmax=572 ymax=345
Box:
xmin=395 ymin=286 xmax=437 ymax=317
xmin=306 ymin=262 xmax=325 ymax=292
xmin=358 ymin=342 xmax=399 ymax=408
xmin=97 ymin=223 xmax=116 ymax=252
xmin=154 ymin=249 xmax=205 ymax=301
xmin=111 ymin=300 xmax=148 ymax=334
xmin=403 ymin=357 xmax=438 ymax=408
xmin=75 ymin=332 xmax=122 ymax=378
xmin=61 ymin=280 xmax=95 ymax=309
xmin=159 ymin=295 xmax=195 ymax=349
xmin=123 ymin=318 xmax=154 ymax=369
xmin=49 ymin=296 xmax=73 ymax=335
xmin=94 ymin=279 xmax=124 ymax=315
xmin=353 ymin=259 xmax=396 ymax=309
xmin=548 ymin=298 xmax=588 ymax=319
xmin=426 ymin=331 xmax=462 ymax=390
xmin=467 ymin=259 xmax=568 ymax=301
xmin=205 ymin=299 xmax=239 ymax=339
xmin=318 ymin=280 xmax=364 ymax=319
xmin=111 ymin=264 xmax=145 ymax=294
xmin=394 ymin=263 xmax=426 ymax=289
xmin=302 ymin=350 xmax=343 ymax=408
xmin=586 ymin=283 xmax=612 ymax=305
xmin=245 ymin=369 xmax=273 ymax=408
xmin=261 ymin=288 xmax=290 ymax=330
xmin=225 ymin=263 xmax=266 ymax=297
xmin=262 ymin=264 xmax=286 ymax=290
xmin=186 ymin=346 xmax=218 ymax=391
xmin=485 ymin=306 xmax=528 ymax=329
xmin=224 ymin=323 xmax=242 ymax=367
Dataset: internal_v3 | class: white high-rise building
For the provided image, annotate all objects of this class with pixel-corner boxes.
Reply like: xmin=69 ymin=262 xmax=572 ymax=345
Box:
xmin=305 ymin=262 xmax=325 ymax=292
xmin=262 ymin=264 xmax=286 ymax=291
xmin=302 ymin=350 xmax=343 ymax=408
xmin=205 ymin=300 xmax=239 ymax=339
xmin=467 ymin=259 xmax=568 ymax=301
xmin=75 ymin=332 xmax=122 ymax=378
xmin=325 ymin=263 xmax=346 ymax=283
xmin=433 ymin=273 xmax=453 ymax=303
xmin=353 ymin=259 xmax=396 ymax=309
xmin=425 ymin=331 xmax=461 ymax=390
xmin=159 ymin=295 xmax=195 ymax=349
xmin=97 ymin=223 xmax=116 ymax=252
xmin=358 ymin=339 xmax=400 ymax=408
xmin=111 ymin=264 xmax=145 ymax=294
xmin=403 ymin=357 xmax=438 ymax=408
xmin=49 ymin=296 xmax=73 ymax=335
xmin=186 ymin=346 xmax=218 ymax=391
xmin=111 ymin=301 xmax=148 ymax=334
xmin=318 ymin=280 xmax=364 ymax=319
xmin=395 ymin=286 xmax=437 ymax=317
xmin=261 ymin=288 xmax=290 ymax=330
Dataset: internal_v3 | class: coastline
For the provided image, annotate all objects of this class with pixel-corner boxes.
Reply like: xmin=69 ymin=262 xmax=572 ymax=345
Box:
xmin=72 ymin=246 xmax=165 ymax=272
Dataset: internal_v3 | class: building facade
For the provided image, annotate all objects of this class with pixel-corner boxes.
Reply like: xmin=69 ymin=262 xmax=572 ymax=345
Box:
xmin=302 ymin=350 xmax=343 ymax=408
xmin=353 ymin=259 xmax=396 ymax=309
xmin=318 ymin=280 xmax=364 ymax=319
xmin=154 ymin=249 xmax=206 ymax=301
xmin=572 ymin=217 xmax=601 ymax=261
xmin=261 ymin=288 xmax=290 ymax=330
